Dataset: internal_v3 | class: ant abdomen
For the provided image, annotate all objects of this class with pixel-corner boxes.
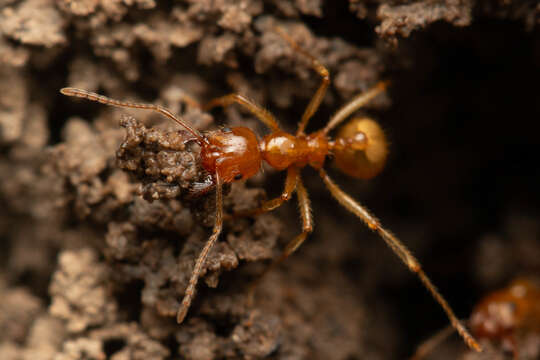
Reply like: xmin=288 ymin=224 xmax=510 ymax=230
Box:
xmin=201 ymin=127 xmax=261 ymax=183
xmin=332 ymin=117 xmax=388 ymax=179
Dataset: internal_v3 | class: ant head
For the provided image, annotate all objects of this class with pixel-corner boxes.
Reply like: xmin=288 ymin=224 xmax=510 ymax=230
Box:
xmin=332 ymin=117 xmax=388 ymax=179
xmin=201 ymin=127 xmax=262 ymax=183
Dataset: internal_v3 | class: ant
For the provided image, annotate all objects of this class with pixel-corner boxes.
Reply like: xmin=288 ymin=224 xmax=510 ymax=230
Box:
xmin=60 ymin=27 xmax=481 ymax=352
xmin=412 ymin=278 xmax=540 ymax=359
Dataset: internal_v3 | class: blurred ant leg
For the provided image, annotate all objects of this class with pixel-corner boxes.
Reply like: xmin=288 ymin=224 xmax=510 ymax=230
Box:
xmin=410 ymin=323 xmax=456 ymax=360
xmin=233 ymin=166 xmax=298 ymax=218
xmin=274 ymin=27 xmax=330 ymax=135
xmin=247 ymin=176 xmax=313 ymax=303
xmin=502 ymin=335 xmax=518 ymax=360
xmin=179 ymin=93 xmax=202 ymax=109
xmin=322 ymin=81 xmax=389 ymax=135
xmin=177 ymin=173 xmax=224 ymax=324
xmin=203 ymin=94 xmax=281 ymax=132
xmin=60 ymin=88 xmax=204 ymax=142
xmin=318 ymin=168 xmax=482 ymax=353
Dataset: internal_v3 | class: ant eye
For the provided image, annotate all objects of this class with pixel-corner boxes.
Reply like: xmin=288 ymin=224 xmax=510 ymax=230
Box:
xmin=234 ymin=174 xmax=243 ymax=180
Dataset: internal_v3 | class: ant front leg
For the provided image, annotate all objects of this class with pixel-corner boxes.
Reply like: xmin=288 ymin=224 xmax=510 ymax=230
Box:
xmin=274 ymin=27 xmax=330 ymax=135
xmin=204 ymin=94 xmax=281 ymax=132
xmin=232 ymin=166 xmax=298 ymax=219
xmin=177 ymin=173 xmax=224 ymax=324
xmin=247 ymin=176 xmax=313 ymax=303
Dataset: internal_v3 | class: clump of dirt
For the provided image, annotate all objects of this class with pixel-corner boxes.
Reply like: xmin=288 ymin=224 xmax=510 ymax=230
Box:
xmin=0 ymin=0 xmax=539 ymax=359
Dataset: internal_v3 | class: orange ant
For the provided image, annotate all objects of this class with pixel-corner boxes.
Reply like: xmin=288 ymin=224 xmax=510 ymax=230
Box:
xmin=412 ymin=278 xmax=540 ymax=359
xmin=471 ymin=278 xmax=540 ymax=358
xmin=60 ymin=28 xmax=481 ymax=352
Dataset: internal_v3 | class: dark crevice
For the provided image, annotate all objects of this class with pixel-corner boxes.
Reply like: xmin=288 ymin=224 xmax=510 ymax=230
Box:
xmin=103 ymin=338 xmax=127 ymax=357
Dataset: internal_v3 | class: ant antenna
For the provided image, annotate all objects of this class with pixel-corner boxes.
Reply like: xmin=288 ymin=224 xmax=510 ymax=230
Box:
xmin=60 ymin=88 xmax=205 ymax=142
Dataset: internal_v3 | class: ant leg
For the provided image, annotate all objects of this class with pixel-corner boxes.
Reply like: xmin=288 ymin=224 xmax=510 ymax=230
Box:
xmin=322 ymin=81 xmax=389 ymax=135
xmin=274 ymin=176 xmax=313 ymax=261
xmin=502 ymin=335 xmax=518 ymax=360
xmin=273 ymin=27 xmax=330 ymax=135
xmin=410 ymin=323 xmax=457 ymax=360
xmin=177 ymin=173 xmax=224 ymax=324
xmin=204 ymin=94 xmax=281 ymax=132
xmin=232 ymin=166 xmax=298 ymax=218
xmin=247 ymin=176 xmax=313 ymax=302
xmin=178 ymin=93 xmax=203 ymax=109
xmin=318 ymin=168 xmax=482 ymax=353
xmin=60 ymin=88 xmax=204 ymax=142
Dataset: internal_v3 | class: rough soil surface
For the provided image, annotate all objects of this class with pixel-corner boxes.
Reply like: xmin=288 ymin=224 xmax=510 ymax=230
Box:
xmin=0 ymin=1 xmax=539 ymax=360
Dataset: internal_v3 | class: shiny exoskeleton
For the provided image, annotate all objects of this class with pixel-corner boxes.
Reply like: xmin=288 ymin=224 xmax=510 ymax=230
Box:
xmin=471 ymin=278 xmax=540 ymax=358
xmin=412 ymin=278 xmax=540 ymax=359
xmin=60 ymin=27 xmax=481 ymax=353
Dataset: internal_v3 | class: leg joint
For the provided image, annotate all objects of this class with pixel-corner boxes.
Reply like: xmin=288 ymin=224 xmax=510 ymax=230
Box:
xmin=231 ymin=93 xmax=243 ymax=102
xmin=409 ymin=260 xmax=421 ymax=273
xmin=367 ymin=220 xmax=379 ymax=230
xmin=280 ymin=193 xmax=292 ymax=201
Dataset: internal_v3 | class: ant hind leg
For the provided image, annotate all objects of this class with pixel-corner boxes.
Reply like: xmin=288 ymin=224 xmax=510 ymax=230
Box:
xmin=318 ymin=168 xmax=482 ymax=352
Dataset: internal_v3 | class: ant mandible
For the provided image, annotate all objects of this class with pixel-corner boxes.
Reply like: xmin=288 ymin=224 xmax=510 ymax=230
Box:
xmin=60 ymin=27 xmax=481 ymax=352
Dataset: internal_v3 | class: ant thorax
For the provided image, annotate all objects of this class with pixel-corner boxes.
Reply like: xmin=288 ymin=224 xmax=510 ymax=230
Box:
xmin=260 ymin=131 xmax=329 ymax=171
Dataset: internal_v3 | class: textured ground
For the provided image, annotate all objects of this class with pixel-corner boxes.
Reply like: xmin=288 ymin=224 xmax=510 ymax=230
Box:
xmin=0 ymin=0 xmax=539 ymax=359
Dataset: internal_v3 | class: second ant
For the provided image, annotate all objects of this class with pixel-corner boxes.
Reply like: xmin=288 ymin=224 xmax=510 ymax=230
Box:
xmin=412 ymin=278 xmax=540 ymax=359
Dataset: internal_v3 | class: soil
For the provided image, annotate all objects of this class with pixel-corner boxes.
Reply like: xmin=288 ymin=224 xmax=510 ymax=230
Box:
xmin=0 ymin=1 xmax=539 ymax=359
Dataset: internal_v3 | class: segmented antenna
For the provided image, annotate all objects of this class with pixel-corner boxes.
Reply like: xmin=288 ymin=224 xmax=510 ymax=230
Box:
xmin=60 ymin=87 xmax=204 ymax=142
